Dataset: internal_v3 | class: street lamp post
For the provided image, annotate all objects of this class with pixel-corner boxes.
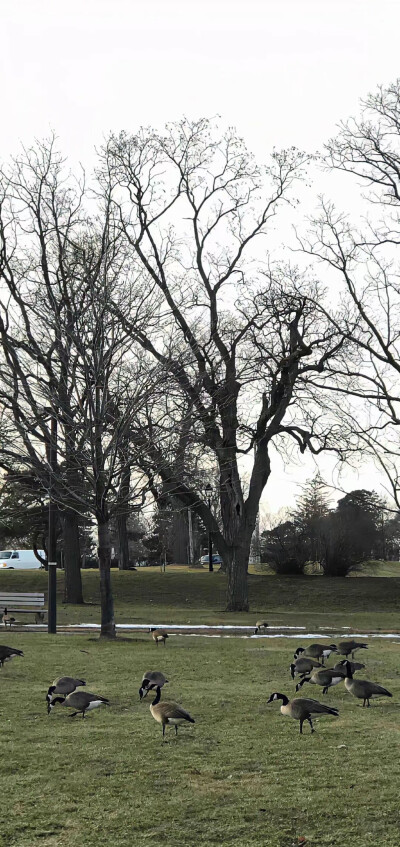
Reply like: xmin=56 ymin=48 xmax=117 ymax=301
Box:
xmin=48 ymin=415 xmax=58 ymax=634
xmin=205 ymin=483 xmax=213 ymax=573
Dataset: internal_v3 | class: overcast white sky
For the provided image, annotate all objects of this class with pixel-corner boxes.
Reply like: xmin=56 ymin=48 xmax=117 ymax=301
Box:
xmin=2 ymin=0 xmax=399 ymax=515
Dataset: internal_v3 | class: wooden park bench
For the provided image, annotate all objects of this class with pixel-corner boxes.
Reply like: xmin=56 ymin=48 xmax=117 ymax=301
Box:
xmin=0 ymin=593 xmax=47 ymax=626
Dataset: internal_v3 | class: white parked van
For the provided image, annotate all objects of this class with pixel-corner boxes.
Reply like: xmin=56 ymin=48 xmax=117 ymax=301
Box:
xmin=0 ymin=550 xmax=45 ymax=570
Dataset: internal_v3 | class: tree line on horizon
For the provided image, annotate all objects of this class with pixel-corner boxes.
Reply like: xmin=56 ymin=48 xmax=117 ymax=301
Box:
xmin=0 ymin=80 xmax=399 ymax=632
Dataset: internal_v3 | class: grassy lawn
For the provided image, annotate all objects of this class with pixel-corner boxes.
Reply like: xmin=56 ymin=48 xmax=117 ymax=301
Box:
xmin=0 ymin=630 xmax=399 ymax=847
xmin=1 ymin=566 xmax=400 ymax=631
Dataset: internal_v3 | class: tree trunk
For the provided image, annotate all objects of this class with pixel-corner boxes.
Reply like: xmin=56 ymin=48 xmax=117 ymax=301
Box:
xmin=117 ymin=512 xmax=130 ymax=570
xmin=97 ymin=519 xmax=116 ymax=637
xmin=116 ymin=462 xmax=131 ymax=569
xmin=63 ymin=509 xmax=84 ymax=604
xmin=226 ymin=546 xmax=249 ymax=611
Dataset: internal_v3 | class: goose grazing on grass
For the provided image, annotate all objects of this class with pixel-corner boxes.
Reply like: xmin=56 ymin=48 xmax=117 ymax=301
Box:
xmin=267 ymin=692 xmax=339 ymax=734
xmin=0 ymin=644 xmax=24 ymax=667
xmin=290 ymin=657 xmax=323 ymax=679
xmin=149 ymin=686 xmax=195 ymax=740
xmin=46 ymin=677 xmax=87 ymax=714
xmin=295 ymin=668 xmax=345 ymax=695
xmin=254 ymin=620 xmax=268 ymax=634
xmin=150 ymin=628 xmax=169 ymax=647
xmin=293 ymin=644 xmax=337 ymax=665
xmin=335 ymin=640 xmax=368 ymax=660
xmin=139 ymin=671 xmax=169 ymax=699
xmin=343 ymin=661 xmax=392 ymax=707
xmin=49 ymin=691 xmax=109 ymax=719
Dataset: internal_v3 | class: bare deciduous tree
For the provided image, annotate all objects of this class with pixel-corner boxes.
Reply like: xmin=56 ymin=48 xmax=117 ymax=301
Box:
xmin=300 ymin=80 xmax=400 ymax=508
xmin=103 ymin=119 xmax=352 ymax=610
xmin=0 ymin=139 xmax=156 ymax=634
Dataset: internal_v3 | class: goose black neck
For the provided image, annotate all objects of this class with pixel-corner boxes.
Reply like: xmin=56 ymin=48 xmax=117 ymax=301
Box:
xmin=277 ymin=693 xmax=289 ymax=705
xmin=345 ymin=661 xmax=353 ymax=679
xmin=152 ymin=686 xmax=161 ymax=706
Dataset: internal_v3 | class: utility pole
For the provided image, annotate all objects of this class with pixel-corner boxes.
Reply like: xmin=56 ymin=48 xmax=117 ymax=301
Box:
xmin=48 ymin=415 xmax=57 ymax=634
xmin=205 ymin=484 xmax=213 ymax=572
xmin=188 ymin=508 xmax=194 ymax=566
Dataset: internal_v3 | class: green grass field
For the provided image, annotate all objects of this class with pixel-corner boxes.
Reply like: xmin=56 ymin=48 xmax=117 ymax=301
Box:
xmin=0 ymin=567 xmax=399 ymax=846
xmin=1 ymin=565 xmax=400 ymax=630
xmin=0 ymin=631 xmax=399 ymax=847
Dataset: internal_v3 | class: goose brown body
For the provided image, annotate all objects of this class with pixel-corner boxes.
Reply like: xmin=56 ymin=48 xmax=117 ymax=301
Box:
xmin=49 ymin=690 xmax=109 ymax=718
xmin=2 ymin=609 xmax=16 ymax=628
xmin=290 ymin=657 xmax=322 ymax=679
xmin=335 ymin=640 xmax=368 ymax=659
xmin=149 ymin=686 xmax=195 ymax=739
xmin=46 ymin=677 xmax=87 ymax=713
xmin=294 ymin=644 xmax=337 ymax=665
xmin=267 ymin=692 xmax=339 ymax=733
xmin=0 ymin=644 xmax=24 ymax=667
xmin=254 ymin=620 xmax=268 ymax=634
xmin=296 ymin=668 xmax=345 ymax=694
xmin=150 ymin=629 xmax=169 ymax=646
xmin=332 ymin=659 xmax=365 ymax=675
xmin=343 ymin=661 xmax=392 ymax=707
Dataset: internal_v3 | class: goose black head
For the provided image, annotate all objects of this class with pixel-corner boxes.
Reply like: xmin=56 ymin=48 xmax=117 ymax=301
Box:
xmin=139 ymin=679 xmax=150 ymax=700
xmin=48 ymin=696 xmax=65 ymax=713
xmin=294 ymin=647 xmax=305 ymax=659
xmin=267 ymin=692 xmax=289 ymax=706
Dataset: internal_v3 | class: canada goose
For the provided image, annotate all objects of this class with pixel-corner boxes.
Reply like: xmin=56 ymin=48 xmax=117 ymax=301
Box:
xmin=254 ymin=620 xmax=269 ymax=634
xmin=332 ymin=659 xmax=365 ymax=675
xmin=343 ymin=661 xmax=392 ymax=707
xmin=295 ymin=668 xmax=345 ymax=695
xmin=293 ymin=644 xmax=337 ymax=665
xmin=2 ymin=609 xmax=17 ymax=628
xmin=290 ymin=657 xmax=322 ymax=679
xmin=139 ymin=671 xmax=169 ymax=699
xmin=150 ymin=628 xmax=169 ymax=646
xmin=149 ymin=686 xmax=195 ymax=740
xmin=49 ymin=691 xmax=109 ymax=718
xmin=335 ymin=640 xmax=368 ymax=659
xmin=46 ymin=677 xmax=87 ymax=714
xmin=0 ymin=644 xmax=24 ymax=667
xmin=267 ymin=692 xmax=339 ymax=734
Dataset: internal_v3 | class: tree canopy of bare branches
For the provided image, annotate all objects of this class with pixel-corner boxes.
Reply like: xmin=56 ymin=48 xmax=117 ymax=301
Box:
xmin=0 ymin=138 xmax=158 ymax=634
xmin=102 ymin=118 xmax=353 ymax=610
xmin=299 ymin=80 xmax=400 ymax=510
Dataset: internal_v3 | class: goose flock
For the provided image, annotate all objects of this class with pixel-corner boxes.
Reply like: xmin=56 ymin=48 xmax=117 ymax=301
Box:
xmin=268 ymin=638 xmax=393 ymax=733
xmin=0 ymin=628 xmax=394 ymax=739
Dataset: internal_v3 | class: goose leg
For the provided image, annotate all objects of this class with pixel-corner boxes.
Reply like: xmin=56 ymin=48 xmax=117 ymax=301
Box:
xmin=175 ymin=726 xmax=178 ymax=736
xmin=299 ymin=719 xmax=304 ymax=734
xmin=307 ymin=717 xmax=314 ymax=734
xmin=323 ymin=687 xmax=328 ymax=695
xmin=69 ymin=711 xmax=78 ymax=718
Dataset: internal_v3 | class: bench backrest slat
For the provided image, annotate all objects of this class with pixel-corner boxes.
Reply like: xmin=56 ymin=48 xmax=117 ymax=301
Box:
xmin=0 ymin=593 xmax=45 ymax=606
